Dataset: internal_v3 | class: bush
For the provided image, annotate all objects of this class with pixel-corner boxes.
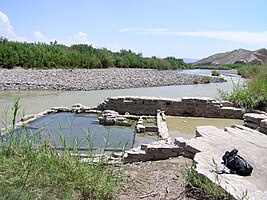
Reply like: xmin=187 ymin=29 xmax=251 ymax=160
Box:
xmin=203 ymin=76 xmax=211 ymax=84
xmin=193 ymin=77 xmax=200 ymax=84
xmin=211 ymin=70 xmax=220 ymax=76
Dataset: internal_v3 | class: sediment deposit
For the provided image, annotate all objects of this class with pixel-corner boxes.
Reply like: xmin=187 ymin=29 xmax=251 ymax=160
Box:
xmin=0 ymin=68 xmax=223 ymax=91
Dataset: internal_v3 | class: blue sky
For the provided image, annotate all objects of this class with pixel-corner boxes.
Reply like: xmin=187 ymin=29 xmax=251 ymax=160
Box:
xmin=0 ymin=0 xmax=266 ymax=59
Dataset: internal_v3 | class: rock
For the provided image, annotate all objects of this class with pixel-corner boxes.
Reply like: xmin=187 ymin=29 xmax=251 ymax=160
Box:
xmin=187 ymin=125 xmax=267 ymax=200
xmin=234 ymin=60 xmax=247 ymax=65
xmin=136 ymin=124 xmax=145 ymax=133
xmin=244 ymin=113 xmax=267 ymax=130
xmin=174 ymin=137 xmax=187 ymax=148
xmin=20 ymin=114 xmax=35 ymax=122
xmin=259 ymin=119 xmax=267 ymax=134
xmin=0 ymin=68 xmax=225 ymax=91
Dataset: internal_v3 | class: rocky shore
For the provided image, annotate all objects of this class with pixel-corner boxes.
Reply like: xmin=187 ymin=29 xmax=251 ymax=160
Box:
xmin=0 ymin=68 xmax=224 ymax=91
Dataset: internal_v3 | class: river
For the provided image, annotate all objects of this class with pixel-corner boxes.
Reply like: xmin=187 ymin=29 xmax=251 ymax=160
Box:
xmin=0 ymin=69 xmax=244 ymax=116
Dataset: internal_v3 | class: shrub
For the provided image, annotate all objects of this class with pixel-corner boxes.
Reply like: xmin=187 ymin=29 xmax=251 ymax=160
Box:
xmin=193 ymin=77 xmax=200 ymax=84
xmin=212 ymin=70 xmax=220 ymax=76
xmin=203 ymin=76 xmax=211 ymax=84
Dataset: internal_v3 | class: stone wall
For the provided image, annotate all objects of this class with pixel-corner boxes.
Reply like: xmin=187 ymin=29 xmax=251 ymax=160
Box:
xmin=244 ymin=113 xmax=267 ymax=135
xmin=96 ymin=96 xmax=244 ymax=119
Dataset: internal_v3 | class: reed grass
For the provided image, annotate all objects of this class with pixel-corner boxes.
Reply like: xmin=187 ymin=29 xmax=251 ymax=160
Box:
xmin=220 ymin=65 xmax=267 ymax=110
xmin=0 ymin=100 xmax=119 ymax=199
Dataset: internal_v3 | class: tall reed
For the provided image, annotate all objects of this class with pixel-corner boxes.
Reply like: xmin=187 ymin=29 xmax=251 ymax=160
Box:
xmin=0 ymin=100 xmax=119 ymax=199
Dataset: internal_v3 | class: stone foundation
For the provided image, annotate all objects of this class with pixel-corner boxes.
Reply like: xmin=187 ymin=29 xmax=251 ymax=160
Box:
xmin=244 ymin=112 xmax=267 ymax=134
xmin=97 ymin=96 xmax=244 ymax=119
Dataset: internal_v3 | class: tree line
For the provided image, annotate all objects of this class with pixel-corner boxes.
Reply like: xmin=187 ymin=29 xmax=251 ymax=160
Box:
xmin=0 ymin=37 xmax=192 ymax=70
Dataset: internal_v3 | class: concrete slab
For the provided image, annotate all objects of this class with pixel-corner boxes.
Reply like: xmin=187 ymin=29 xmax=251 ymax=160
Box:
xmin=187 ymin=125 xmax=267 ymax=199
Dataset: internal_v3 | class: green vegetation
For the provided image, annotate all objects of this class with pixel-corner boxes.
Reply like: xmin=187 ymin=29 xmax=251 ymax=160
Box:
xmin=203 ymin=76 xmax=211 ymax=84
xmin=211 ymin=70 xmax=220 ymax=76
xmin=0 ymin=37 xmax=191 ymax=70
xmin=237 ymin=65 xmax=265 ymax=78
xmin=185 ymin=164 xmax=229 ymax=199
xmin=193 ymin=76 xmax=212 ymax=84
xmin=220 ymin=65 xmax=267 ymax=110
xmin=0 ymin=100 xmax=119 ymax=199
xmin=194 ymin=64 xmax=245 ymax=70
xmin=193 ymin=77 xmax=200 ymax=84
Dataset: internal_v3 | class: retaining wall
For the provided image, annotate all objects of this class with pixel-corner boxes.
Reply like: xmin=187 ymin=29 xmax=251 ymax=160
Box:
xmin=97 ymin=96 xmax=244 ymax=119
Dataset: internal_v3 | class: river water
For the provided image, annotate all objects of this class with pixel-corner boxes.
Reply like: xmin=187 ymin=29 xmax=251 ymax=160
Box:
xmin=1 ymin=69 xmax=245 ymax=148
xmin=0 ymin=69 xmax=244 ymax=116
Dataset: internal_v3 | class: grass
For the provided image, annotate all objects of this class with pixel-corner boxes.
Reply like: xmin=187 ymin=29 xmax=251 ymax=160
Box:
xmin=185 ymin=164 xmax=229 ymax=199
xmin=220 ymin=65 xmax=267 ymax=110
xmin=0 ymin=100 xmax=119 ymax=199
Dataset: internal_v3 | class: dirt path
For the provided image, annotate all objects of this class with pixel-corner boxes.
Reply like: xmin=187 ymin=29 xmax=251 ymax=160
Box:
xmin=116 ymin=157 xmax=193 ymax=200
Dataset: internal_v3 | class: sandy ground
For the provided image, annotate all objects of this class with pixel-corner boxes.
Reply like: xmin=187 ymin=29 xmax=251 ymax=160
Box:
xmin=115 ymin=157 xmax=194 ymax=200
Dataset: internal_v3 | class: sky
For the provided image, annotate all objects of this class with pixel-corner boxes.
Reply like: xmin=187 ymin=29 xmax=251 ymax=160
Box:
xmin=0 ymin=0 xmax=267 ymax=59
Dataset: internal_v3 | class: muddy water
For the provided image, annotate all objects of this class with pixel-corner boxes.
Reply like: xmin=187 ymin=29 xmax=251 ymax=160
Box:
xmin=166 ymin=116 xmax=244 ymax=139
xmin=0 ymin=73 xmax=243 ymax=116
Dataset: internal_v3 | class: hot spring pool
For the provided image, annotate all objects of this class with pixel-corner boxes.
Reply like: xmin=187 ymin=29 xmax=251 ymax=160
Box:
xmin=8 ymin=112 xmax=136 ymax=153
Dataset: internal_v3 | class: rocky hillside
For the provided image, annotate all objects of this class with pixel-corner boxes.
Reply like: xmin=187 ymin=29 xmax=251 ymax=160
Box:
xmin=194 ymin=48 xmax=267 ymax=66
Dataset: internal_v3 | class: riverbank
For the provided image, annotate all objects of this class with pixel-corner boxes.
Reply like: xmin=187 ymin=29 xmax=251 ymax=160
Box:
xmin=0 ymin=68 xmax=224 ymax=91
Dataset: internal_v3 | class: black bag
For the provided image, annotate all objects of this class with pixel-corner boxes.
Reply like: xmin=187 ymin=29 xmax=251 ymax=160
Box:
xmin=222 ymin=149 xmax=253 ymax=176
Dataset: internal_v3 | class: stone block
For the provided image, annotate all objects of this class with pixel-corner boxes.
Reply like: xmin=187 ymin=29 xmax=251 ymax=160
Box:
xmin=138 ymin=153 xmax=155 ymax=161
xmin=184 ymin=145 xmax=200 ymax=154
xmin=136 ymin=125 xmax=146 ymax=133
xmin=221 ymin=101 xmax=234 ymax=107
xmin=171 ymin=147 xmax=183 ymax=157
xmin=174 ymin=137 xmax=187 ymax=147
xmin=169 ymin=151 xmax=180 ymax=157
xmin=182 ymin=151 xmax=196 ymax=159
xmin=140 ymin=144 xmax=148 ymax=151
xmin=161 ymin=147 xmax=172 ymax=154
xmin=244 ymin=121 xmax=259 ymax=129
xmin=154 ymin=153 xmax=171 ymax=160
xmin=259 ymin=119 xmax=267 ymax=134
xmin=244 ymin=113 xmax=267 ymax=124
xmin=21 ymin=114 xmax=35 ymax=122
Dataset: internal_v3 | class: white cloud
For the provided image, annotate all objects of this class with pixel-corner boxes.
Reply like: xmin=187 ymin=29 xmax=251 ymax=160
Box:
xmin=120 ymin=28 xmax=267 ymax=45
xmin=0 ymin=11 xmax=26 ymax=41
xmin=67 ymin=31 xmax=91 ymax=45
xmin=33 ymin=31 xmax=55 ymax=43
xmin=33 ymin=31 xmax=92 ymax=46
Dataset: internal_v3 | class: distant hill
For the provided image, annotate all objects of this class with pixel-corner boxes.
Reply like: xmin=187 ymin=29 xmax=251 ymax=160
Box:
xmin=183 ymin=58 xmax=199 ymax=63
xmin=193 ymin=48 xmax=267 ymax=66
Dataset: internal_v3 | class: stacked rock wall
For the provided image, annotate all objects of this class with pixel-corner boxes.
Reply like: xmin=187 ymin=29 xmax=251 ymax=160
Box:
xmin=244 ymin=113 xmax=267 ymax=134
xmin=97 ymin=96 xmax=244 ymax=119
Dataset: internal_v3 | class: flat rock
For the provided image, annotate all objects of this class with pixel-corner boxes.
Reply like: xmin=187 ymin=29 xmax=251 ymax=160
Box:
xmin=187 ymin=125 xmax=267 ymax=199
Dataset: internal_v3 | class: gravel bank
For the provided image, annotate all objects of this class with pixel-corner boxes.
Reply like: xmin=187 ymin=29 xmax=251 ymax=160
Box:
xmin=0 ymin=68 xmax=224 ymax=91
